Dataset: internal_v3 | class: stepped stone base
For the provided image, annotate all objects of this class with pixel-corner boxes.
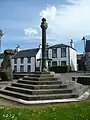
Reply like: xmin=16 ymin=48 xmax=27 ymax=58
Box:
xmin=0 ymin=72 xmax=89 ymax=105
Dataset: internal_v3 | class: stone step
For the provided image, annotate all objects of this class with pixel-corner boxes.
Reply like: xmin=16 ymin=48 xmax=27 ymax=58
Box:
xmin=23 ymin=76 xmax=58 ymax=81
xmin=12 ymin=83 xmax=35 ymax=89
xmin=28 ymin=74 xmax=54 ymax=77
xmin=5 ymin=86 xmax=73 ymax=95
xmin=0 ymin=89 xmax=78 ymax=101
xmin=11 ymin=82 xmax=73 ymax=90
xmin=0 ymin=89 xmax=30 ymax=100
xmin=17 ymin=79 xmax=62 ymax=85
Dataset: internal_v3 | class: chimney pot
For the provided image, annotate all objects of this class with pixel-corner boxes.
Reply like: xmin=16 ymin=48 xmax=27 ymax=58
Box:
xmin=70 ymin=39 xmax=74 ymax=48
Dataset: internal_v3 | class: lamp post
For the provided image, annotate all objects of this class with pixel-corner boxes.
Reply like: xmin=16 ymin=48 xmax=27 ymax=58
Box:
xmin=40 ymin=18 xmax=48 ymax=72
xmin=0 ymin=29 xmax=4 ymax=52
xmin=82 ymin=36 xmax=86 ymax=72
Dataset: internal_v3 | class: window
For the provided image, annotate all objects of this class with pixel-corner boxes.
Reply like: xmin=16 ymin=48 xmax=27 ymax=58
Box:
xmin=14 ymin=58 xmax=17 ymax=64
xmin=20 ymin=57 xmax=24 ymax=64
xmin=61 ymin=47 xmax=66 ymax=57
xmin=52 ymin=49 xmax=57 ymax=58
xmin=52 ymin=61 xmax=57 ymax=66
xmin=61 ymin=61 xmax=66 ymax=66
xmin=14 ymin=65 xmax=17 ymax=72
xmin=20 ymin=65 xmax=24 ymax=72
xmin=27 ymin=65 xmax=31 ymax=72
xmin=27 ymin=57 xmax=31 ymax=63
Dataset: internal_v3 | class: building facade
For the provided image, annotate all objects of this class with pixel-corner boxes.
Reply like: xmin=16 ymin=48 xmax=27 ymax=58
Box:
xmin=0 ymin=42 xmax=77 ymax=72
xmin=47 ymin=44 xmax=77 ymax=71
xmin=78 ymin=40 xmax=90 ymax=72
xmin=0 ymin=48 xmax=39 ymax=72
xmin=36 ymin=40 xmax=77 ymax=71
xmin=85 ymin=40 xmax=90 ymax=71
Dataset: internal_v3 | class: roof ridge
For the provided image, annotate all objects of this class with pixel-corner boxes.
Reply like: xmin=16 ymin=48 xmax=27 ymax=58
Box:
xmin=19 ymin=48 xmax=39 ymax=51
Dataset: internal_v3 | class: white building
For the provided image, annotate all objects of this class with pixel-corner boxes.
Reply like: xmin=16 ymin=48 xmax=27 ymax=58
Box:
xmin=0 ymin=41 xmax=77 ymax=72
xmin=0 ymin=48 xmax=40 ymax=72
xmin=47 ymin=43 xmax=77 ymax=71
xmin=36 ymin=40 xmax=77 ymax=71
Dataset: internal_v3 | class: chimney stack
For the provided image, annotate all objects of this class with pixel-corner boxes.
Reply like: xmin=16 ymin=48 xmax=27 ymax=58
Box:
xmin=70 ymin=39 xmax=74 ymax=48
xmin=16 ymin=45 xmax=21 ymax=52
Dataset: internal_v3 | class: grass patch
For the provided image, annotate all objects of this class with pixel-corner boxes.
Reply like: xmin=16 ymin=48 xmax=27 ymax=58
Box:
xmin=0 ymin=102 xmax=90 ymax=120
xmin=88 ymin=86 xmax=90 ymax=89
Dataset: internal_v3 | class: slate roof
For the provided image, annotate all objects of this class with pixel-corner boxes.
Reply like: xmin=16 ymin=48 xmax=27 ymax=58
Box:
xmin=85 ymin=40 xmax=90 ymax=52
xmin=0 ymin=48 xmax=39 ymax=59
xmin=12 ymin=48 xmax=39 ymax=58
xmin=0 ymin=43 xmax=77 ymax=59
xmin=48 ymin=44 xmax=77 ymax=51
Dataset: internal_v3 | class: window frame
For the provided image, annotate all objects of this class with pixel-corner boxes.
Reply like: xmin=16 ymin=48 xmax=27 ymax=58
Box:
xmin=27 ymin=57 xmax=31 ymax=63
xmin=61 ymin=47 xmax=66 ymax=58
xmin=20 ymin=65 xmax=24 ymax=72
xmin=52 ymin=61 xmax=57 ymax=66
xmin=52 ymin=48 xmax=57 ymax=58
xmin=20 ymin=57 xmax=24 ymax=64
xmin=27 ymin=65 xmax=31 ymax=72
xmin=61 ymin=61 xmax=66 ymax=66
xmin=14 ymin=65 xmax=17 ymax=72
xmin=14 ymin=58 xmax=17 ymax=64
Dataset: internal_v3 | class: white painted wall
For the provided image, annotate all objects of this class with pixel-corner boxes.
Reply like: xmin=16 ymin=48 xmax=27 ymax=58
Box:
xmin=12 ymin=58 xmax=21 ymax=72
xmin=12 ymin=57 xmax=36 ymax=72
xmin=31 ymin=57 xmax=35 ymax=72
xmin=0 ymin=59 xmax=3 ymax=67
xmin=48 ymin=49 xmax=52 ymax=59
xmin=36 ymin=48 xmax=42 ymax=59
xmin=24 ymin=58 xmax=27 ymax=72
xmin=48 ymin=47 xmax=69 ymax=66
xmin=69 ymin=48 xmax=77 ymax=71
xmin=48 ymin=47 xmax=77 ymax=71
xmin=11 ymin=59 xmax=14 ymax=71
xmin=36 ymin=48 xmax=42 ymax=67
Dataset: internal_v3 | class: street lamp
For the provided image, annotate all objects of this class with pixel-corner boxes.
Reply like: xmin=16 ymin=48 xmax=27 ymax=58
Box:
xmin=82 ymin=37 xmax=86 ymax=54
xmin=82 ymin=36 xmax=87 ymax=72
xmin=0 ymin=29 xmax=4 ymax=52
xmin=0 ymin=30 xmax=4 ymax=38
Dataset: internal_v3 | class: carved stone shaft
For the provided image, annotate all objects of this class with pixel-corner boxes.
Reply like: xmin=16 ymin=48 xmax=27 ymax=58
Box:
xmin=40 ymin=18 xmax=48 ymax=72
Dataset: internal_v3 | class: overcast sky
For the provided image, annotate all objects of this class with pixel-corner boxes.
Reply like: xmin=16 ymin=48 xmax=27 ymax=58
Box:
xmin=0 ymin=0 xmax=90 ymax=53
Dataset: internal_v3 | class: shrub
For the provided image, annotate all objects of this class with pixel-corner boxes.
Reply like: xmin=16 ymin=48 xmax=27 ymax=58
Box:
xmin=77 ymin=77 xmax=90 ymax=85
xmin=49 ymin=65 xmax=71 ymax=73
xmin=36 ymin=67 xmax=40 ymax=72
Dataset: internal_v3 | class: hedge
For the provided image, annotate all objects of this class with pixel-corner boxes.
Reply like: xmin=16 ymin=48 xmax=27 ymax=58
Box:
xmin=77 ymin=77 xmax=90 ymax=85
xmin=36 ymin=66 xmax=71 ymax=73
xmin=49 ymin=65 xmax=71 ymax=73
